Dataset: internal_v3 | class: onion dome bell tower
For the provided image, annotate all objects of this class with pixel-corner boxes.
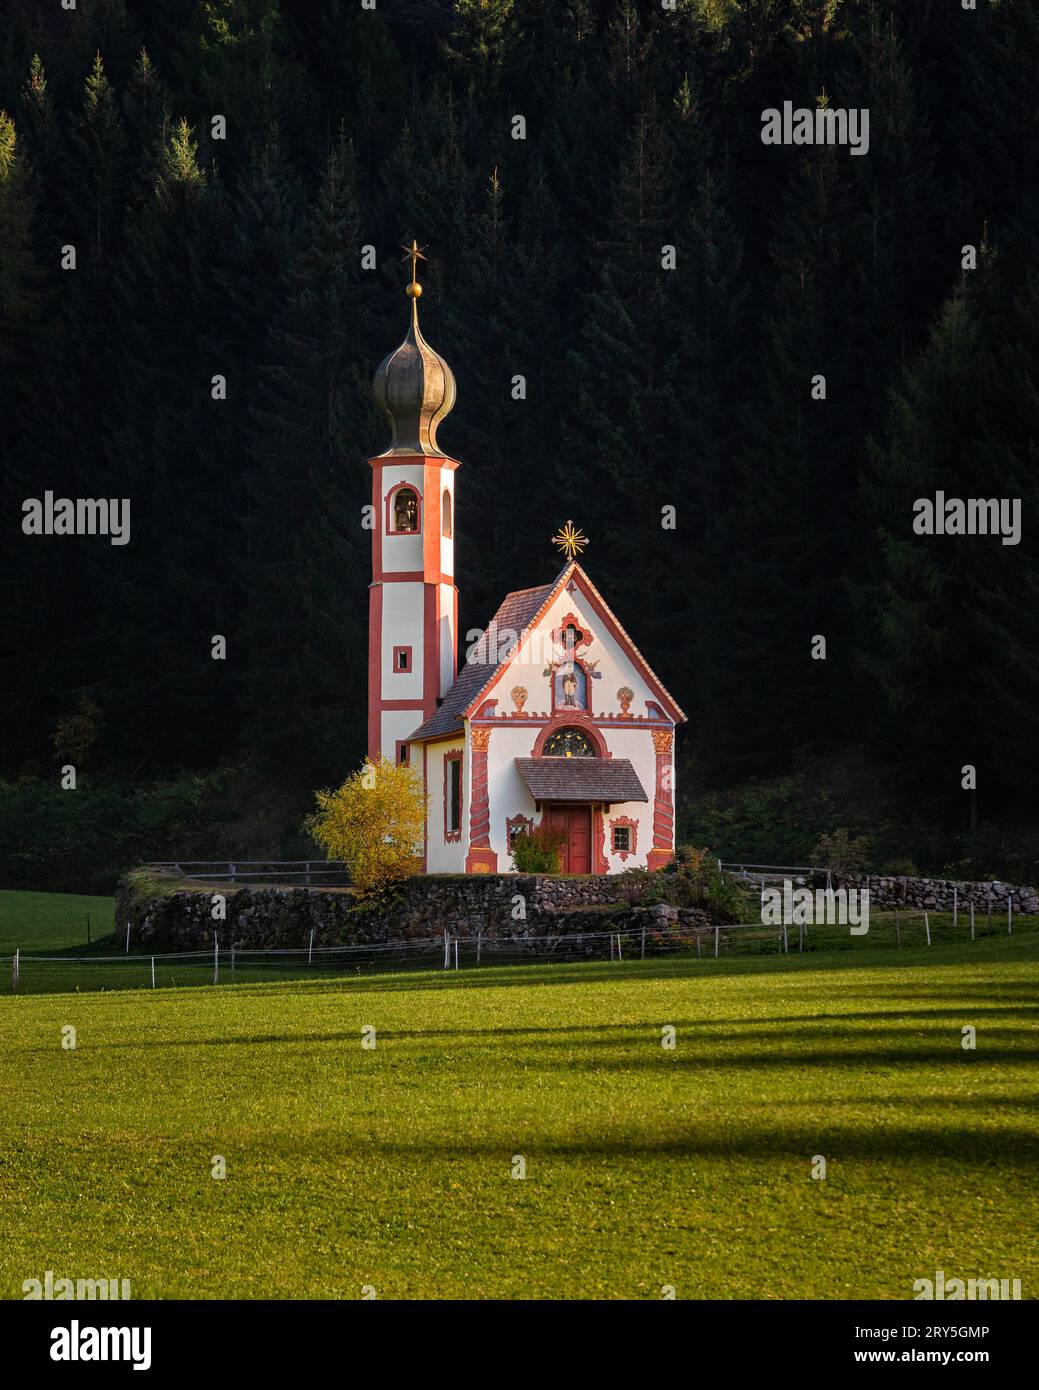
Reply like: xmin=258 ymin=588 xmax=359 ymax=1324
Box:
xmin=366 ymin=242 xmax=460 ymax=765
xmin=372 ymin=265 xmax=456 ymax=455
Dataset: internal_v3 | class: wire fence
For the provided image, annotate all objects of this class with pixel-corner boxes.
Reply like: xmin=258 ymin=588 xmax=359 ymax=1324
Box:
xmin=2 ymin=908 xmax=1032 ymax=996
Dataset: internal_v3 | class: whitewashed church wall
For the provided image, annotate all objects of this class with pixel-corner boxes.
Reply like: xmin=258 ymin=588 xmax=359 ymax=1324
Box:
xmin=381 ymin=581 xmax=424 ymax=699
xmin=476 ymin=709 xmax=670 ymax=873
xmin=438 ymin=582 xmax=455 ymax=697
xmin=425 ymin=736 xmax=467 ymax=873
xmin=381 ymin=708 xmax=422 ymax=763
xmin=597 ymin=800 xmax=651 ymax=871
xmin=484 ymin=726 xmax=540 ymax=868
xmin=379 ymin=461 xmax=424 ymax=572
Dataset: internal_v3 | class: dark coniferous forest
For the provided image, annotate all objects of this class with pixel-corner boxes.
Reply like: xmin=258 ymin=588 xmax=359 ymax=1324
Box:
xmin=1 ymin=0 xmax=1038 ymax=887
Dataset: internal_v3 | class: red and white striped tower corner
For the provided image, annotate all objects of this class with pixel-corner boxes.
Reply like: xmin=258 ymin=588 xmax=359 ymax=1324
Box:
xmin=367 ymin=242 xmax=460 ymax=763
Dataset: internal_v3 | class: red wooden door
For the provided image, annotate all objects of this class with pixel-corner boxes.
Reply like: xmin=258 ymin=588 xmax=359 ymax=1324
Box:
xmin=546 ymin=805 xmax=592 ymax=874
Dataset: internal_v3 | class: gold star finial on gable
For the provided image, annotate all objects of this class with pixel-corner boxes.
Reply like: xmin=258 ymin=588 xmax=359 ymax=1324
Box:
xmin=552 ymin=520 xmax=588 ymax=562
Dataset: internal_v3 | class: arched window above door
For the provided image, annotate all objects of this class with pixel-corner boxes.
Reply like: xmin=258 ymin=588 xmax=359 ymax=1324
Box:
xmin=543 ymin=726 xmax=596 ymax=758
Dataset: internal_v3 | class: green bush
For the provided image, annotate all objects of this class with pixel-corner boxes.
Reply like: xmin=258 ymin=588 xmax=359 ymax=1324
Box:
xmin=811 ymin=828 xmax=873 ymax=874
xmin=618 ymin=849 xmax=746 ymax=922
xmin=667 ymin=847 xmax=746 ymax=921
xmin=511 ymin=824 xmax=566 ymax=874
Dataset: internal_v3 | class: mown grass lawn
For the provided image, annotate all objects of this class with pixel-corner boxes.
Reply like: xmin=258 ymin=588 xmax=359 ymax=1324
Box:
xmin=1 ymin=931 xmax=1036 ymax=1300
xmin=0 ymin=889 xmax=113 ymax=955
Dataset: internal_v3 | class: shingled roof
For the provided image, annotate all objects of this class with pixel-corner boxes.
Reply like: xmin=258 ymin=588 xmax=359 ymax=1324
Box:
xmin=515 ymin=757 xmax=648 ymax=803
xmin=407 ymin=579 xmax=557 ymax=741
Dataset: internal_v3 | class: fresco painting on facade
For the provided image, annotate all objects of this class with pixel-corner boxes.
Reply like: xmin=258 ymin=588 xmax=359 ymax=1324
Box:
xmin=367 ymin=261 xmax=685 ymax=875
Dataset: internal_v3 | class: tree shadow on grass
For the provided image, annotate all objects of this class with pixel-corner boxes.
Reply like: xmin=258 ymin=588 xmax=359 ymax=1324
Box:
xmin=95 ymin=1012 xmax=1039 ymax=1069
xmin=226 ymin=1123 xmax=1039 ymax=1163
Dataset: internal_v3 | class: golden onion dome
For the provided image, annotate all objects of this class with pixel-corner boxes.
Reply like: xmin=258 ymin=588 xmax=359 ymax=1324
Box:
xmin=372 ymin=247 xmax=456 ymax=456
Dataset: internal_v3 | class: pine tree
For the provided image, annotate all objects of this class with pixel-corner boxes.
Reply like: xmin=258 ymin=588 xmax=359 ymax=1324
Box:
xmin=856 ymin=261 xmax=1039 ymax=811
xmin=0 ymin=110 xmax=49 ymax=769
xmin=121 ymin=48 xmax=170 ymax=204
xmin=95 ymin=116 xmax=240 ymax=771
xmin=240 ymin=141 xmax=375 ymax=777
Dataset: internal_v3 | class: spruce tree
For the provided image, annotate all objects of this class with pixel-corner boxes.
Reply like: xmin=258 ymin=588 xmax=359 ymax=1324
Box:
xmin=241 ymin=140 xmax=374 ymax=778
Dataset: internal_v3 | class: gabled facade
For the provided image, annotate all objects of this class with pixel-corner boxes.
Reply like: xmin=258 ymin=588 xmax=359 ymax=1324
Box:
xmin=367 ymin=258 xmax=685 ymax=875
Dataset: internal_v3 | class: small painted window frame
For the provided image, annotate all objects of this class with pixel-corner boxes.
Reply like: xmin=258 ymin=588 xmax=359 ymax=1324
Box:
xmin=609 ymin=815 xmax=638 ymax=862
xmin=444 ymin=749 xmax=463 ymax=842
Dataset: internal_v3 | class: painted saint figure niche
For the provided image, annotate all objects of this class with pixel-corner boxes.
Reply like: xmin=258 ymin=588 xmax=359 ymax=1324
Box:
xmin=554 ymin=663 xmax=588 ymax=709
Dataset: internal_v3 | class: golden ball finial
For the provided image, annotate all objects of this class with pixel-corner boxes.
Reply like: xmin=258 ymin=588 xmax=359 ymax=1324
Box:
xmin=401 ymin=239 xmax=428 ymax=304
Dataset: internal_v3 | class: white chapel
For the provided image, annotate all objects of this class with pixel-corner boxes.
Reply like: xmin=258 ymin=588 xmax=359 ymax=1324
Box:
xmin=366 ymin=249 xmax=685 ymax=875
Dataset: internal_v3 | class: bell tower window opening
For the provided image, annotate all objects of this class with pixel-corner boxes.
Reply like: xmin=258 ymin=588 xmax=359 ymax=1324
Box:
xmin=442 ymin=488 xmax=453 ymax=538
xmin=388 ymin=484 xmax=421 ymax=534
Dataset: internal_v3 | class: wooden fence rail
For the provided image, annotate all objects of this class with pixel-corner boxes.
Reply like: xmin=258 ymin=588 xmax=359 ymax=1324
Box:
xmin=146 ymin=860 xmax=351 ymax=886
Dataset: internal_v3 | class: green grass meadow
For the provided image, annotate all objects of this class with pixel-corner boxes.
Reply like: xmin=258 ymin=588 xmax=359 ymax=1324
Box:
xmin=0 ymin=888 xmax=1036 ymax=1299
xmin=0 ymin=889 xmax=114 ymax=956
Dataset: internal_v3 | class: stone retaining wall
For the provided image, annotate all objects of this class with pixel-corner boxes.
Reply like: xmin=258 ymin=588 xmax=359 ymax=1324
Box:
xmin=829 ymin=873 xmax=1039 ymax=914
xmin=119 ymin=867 xmax=1036 ymax=956
xmin=117 ymin=871 xmax=705 ymax=952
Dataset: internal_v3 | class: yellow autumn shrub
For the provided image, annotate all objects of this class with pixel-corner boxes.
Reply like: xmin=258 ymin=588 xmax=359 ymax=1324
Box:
xmin=307 ymin=757 xmax=425 ymax=893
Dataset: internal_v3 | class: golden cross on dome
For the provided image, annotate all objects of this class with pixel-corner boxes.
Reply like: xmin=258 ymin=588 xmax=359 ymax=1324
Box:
xmin=552 ymin=520 xmax=588 ymax=561
xmin=401 ymin=238 xmax=427 ymax=282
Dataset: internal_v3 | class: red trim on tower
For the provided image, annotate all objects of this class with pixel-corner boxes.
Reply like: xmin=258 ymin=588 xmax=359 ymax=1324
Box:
xmin=367 ymin=584 xmax=383 ymax=760
xmin=381 ymin=569 xmax=455 ymax=585
xmin=368 ymin=455 xmax=460 ymax=472
xmin=423 ymin=461 xmax=440 ymax=576
xmin=371 ymin=466 xmax=383 ymax=583
xmin=423 ymin=586 xmax=437 ymax=720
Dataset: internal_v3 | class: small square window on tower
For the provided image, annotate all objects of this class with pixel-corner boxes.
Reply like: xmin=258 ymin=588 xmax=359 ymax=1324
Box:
xmin=393 ymin=646 xmax=412 ymax=673
xmin=395 ymin=740 xmax=410 ymax=766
